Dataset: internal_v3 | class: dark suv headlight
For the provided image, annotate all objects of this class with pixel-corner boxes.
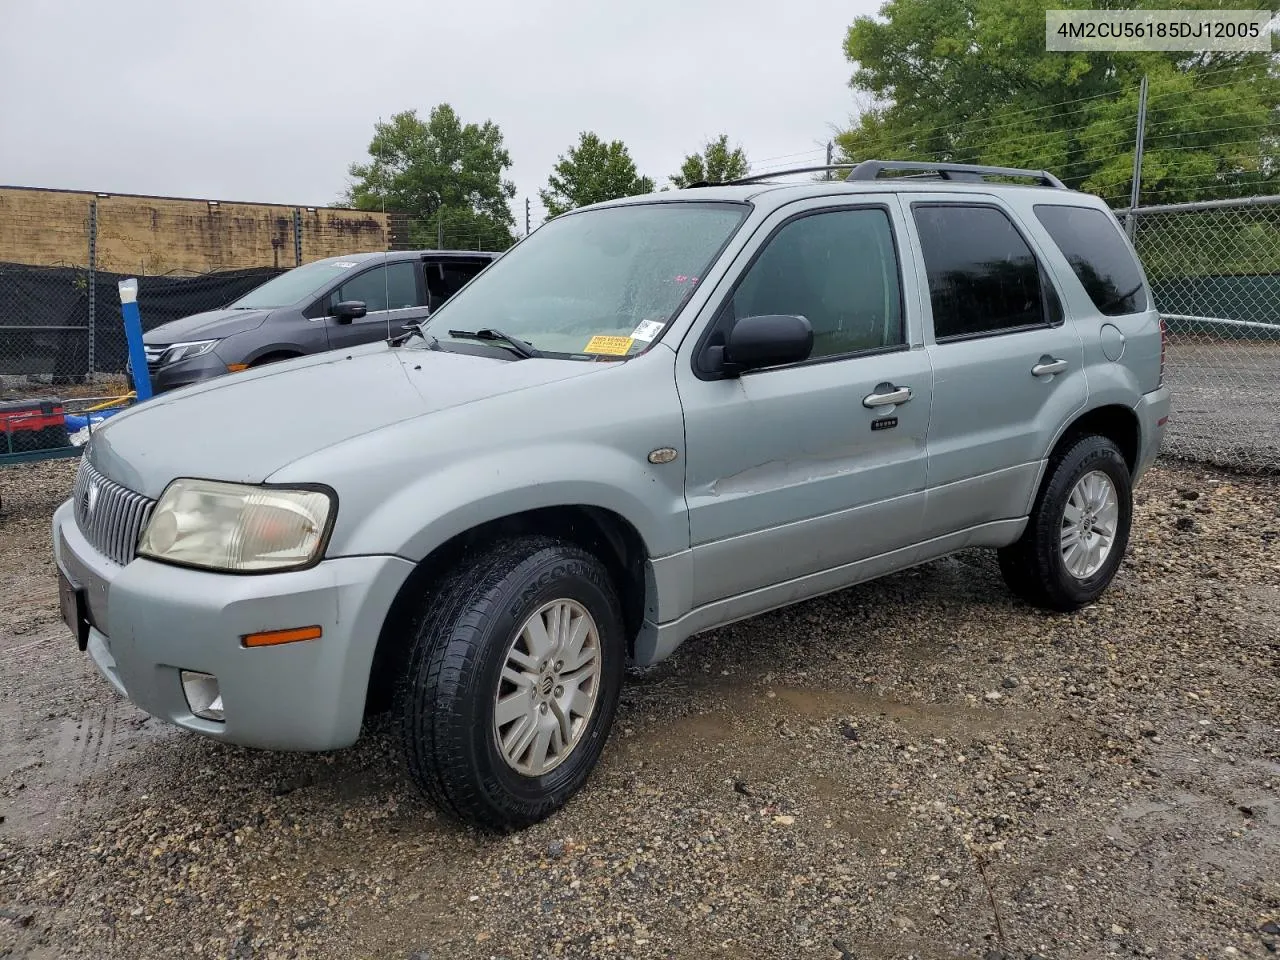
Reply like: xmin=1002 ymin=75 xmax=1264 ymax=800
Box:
xmin=161 ymin=340 xmax=219 ymax=365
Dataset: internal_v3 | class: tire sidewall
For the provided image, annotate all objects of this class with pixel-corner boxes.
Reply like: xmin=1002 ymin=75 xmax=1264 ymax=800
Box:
xmin=1043 ymin=438 xmax=1133 ymax=603
xmin=454 ymin=547 xmax=625 ymax=819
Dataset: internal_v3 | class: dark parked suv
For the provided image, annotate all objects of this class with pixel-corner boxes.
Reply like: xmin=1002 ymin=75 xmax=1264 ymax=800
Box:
xmin=139 ymin=250 xmax=499 ymax=392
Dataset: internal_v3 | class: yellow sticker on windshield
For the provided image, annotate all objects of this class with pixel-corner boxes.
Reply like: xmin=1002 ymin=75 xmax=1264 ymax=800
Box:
xmin=584 ymin=335 xmax=634 ymax=356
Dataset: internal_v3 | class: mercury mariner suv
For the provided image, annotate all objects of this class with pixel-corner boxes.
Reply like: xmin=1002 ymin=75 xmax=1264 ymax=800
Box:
xmin=53 ymin=161 xmax=1171 ymax=831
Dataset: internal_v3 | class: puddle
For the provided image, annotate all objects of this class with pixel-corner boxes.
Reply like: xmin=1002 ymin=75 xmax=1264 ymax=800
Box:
xmin=0 ymin=695 xmax=171 ymax=837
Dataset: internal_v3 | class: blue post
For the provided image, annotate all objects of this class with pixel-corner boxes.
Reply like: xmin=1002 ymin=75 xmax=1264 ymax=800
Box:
xmin=119 ymin=279 xmax=152 ymax=401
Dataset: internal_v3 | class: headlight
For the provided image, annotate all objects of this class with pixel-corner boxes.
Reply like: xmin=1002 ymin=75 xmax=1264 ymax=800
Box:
xmin=138 ymin=479 xmax=335 ymax=572
xmin=161 ymin=340 xmax=219 ymax=364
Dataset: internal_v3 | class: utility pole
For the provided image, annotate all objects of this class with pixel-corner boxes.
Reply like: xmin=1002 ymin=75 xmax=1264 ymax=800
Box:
xmin=525 ymin=197 xmax=531 ymax=237
xmin=437 ymin=208 xmax=444 ymax=249
xmin=1127 ymin=74 xmax=1149 ymax=239
xmin=826 ymin=141 xmax=833 ymax=180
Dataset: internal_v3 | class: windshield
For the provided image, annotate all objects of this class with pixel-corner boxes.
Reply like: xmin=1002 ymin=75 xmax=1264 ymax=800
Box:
xmin=228 ymin=258 xmax=367 ymax=309
xmin=417 ymin=201 xmax=749 ymax=358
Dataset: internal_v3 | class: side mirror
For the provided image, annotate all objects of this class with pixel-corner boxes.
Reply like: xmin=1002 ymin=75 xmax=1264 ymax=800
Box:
xmin=332 ymin=300 xmax=367 ymax=323
xmin=717 ymin=314 xmax=813 ymax=376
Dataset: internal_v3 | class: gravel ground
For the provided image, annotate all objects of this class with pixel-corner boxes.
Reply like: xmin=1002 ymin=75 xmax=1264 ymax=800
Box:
xmin=1163 ymin=340 xmax=1280 ymax=475
xmin=1 ymin=457 xmax=1277 ymax=960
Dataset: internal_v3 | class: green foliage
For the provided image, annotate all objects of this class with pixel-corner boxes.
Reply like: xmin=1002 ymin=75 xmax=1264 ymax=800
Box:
xmin=836 ymin=0 xmax=1280 ymax=205
xmin=539 ymin=133 xmax=655 ymax=217
xmin=669 ymin=134 xmax=751 ymax=188
xmin=345 ymin=105 xmax=516 ymax=249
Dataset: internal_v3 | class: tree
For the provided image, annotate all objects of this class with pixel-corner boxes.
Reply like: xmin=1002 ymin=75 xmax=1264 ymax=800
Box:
xmin=539 ymin=133 xmax=655 ymax=217
xmin=345 ymin=105 xmax=517 ymax=249
xmin=669 ymin=134 xmax=751 ymax=188
xmin=835 ymin=0 xmax=1279 ymax=205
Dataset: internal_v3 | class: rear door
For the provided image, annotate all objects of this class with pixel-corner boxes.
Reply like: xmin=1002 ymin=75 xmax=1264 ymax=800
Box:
xmin=902 ymin=196 xmax=1087 ymax=539
xmin=323 ymin=259 xmax=429 ymax=349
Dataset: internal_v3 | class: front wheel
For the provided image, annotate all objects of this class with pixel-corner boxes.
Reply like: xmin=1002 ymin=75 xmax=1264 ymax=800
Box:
xmin=998 ymin=434 xmax=1133 ymax=612
xmin=395 ymin=536 xmax=625 ymax=831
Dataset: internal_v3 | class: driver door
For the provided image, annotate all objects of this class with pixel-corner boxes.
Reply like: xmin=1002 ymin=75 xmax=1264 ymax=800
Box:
xmin=324 ymin=260 xmax=428 ymax=350
xmin=675 ymin=198 xmax=932 ymax=610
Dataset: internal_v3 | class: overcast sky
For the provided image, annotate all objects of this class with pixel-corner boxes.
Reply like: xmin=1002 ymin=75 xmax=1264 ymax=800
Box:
xmin=0 ymin=0 xmax=876 ymax=229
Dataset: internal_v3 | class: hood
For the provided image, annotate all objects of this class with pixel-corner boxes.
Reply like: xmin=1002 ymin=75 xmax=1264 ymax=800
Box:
xmin=87 ymin=343 xmax=603 ymax=498
xmin=143 ymin=308 xmax=272 ymax=344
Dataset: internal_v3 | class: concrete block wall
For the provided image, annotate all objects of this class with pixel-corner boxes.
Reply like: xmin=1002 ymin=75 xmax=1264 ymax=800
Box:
xmin=0 ymin=186 xmax=391 ymax=275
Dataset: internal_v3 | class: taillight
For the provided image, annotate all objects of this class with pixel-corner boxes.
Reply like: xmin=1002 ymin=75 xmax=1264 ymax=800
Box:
xmin=1158 ymin=316 xmax=1167 ymax=386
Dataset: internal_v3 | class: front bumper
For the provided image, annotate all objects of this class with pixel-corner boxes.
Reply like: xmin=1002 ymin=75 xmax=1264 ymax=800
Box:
xmin=1133 ymin=384 xmax=1172 ymax=483
xmin=150 ymin=352 xmax=236 ymax=393
xmin=52 ymin=498 xmax=415 ymax=751
xmin=129 ymin=351 xmax=235 ymax=394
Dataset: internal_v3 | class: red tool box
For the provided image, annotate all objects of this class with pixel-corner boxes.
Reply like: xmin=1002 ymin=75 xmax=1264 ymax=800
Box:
xmin=0 ymin=398 xmax=71 ymax=453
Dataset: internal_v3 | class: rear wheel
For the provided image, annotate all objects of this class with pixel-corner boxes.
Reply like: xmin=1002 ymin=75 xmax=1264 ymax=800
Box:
xmin=395 ymin=536 xmax=625 ymax=831
xmin=998 ymin=434 xmax=1132 ymax=612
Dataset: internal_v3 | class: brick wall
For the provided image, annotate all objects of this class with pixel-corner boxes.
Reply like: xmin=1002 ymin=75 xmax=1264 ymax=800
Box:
xmin=0 ymin=186 xmax=391 ymax=275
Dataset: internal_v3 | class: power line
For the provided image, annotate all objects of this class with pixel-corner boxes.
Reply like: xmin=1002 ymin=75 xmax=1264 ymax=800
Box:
xmin=1142 ymin=119 xmax=1280 ymax=141
xmin=751 ymin=147 xmax=827 ymax=166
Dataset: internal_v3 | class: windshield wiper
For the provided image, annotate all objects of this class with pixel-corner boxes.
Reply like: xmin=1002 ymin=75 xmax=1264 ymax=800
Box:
xmin=388 ymin=318 xmax=437 ymax=348
xmin=446 ymin=328 xmax=541 ymax=359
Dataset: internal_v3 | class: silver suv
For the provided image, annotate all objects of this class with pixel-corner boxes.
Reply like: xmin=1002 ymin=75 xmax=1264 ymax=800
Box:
xmin=52 ymin=161 xmax=1171 ymax=831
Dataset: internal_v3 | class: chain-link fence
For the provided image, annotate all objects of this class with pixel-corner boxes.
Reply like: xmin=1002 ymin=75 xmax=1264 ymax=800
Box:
xmin=1124 ymin=196 xmax=1280 ymax=474
xmin=0 ymin=189 xmax=514 ymax=389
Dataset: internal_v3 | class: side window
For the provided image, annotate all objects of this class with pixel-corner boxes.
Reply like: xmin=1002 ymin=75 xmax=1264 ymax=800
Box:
xmin=331 ymin=265 xmax=389 ymax=314
xmin=425 ymin=259 xmax=488 ymax=309
xmin=1034 ymin=204 xmax=1149 ymax=316
xmin=723 ymin=207 xmax=904 ymax=360
xmin=913 ymin=204 xmax=1048 ymax=340
xmin=383 ymin=261 xmax=423 ymax=309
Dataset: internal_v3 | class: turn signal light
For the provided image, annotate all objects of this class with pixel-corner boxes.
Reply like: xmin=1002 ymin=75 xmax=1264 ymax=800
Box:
xmin=241 ymin=625 xmax=322 ymax=648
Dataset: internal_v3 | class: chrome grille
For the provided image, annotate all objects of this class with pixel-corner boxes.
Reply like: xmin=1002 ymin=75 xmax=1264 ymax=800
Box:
xmin=72 ymin=458 xmax=156 ymax=566
xmin=143 ymin=344 xmax=165 ymax=370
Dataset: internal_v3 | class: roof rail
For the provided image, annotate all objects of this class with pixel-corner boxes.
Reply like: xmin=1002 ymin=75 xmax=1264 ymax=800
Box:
xmin=712 ymin=164 xmax=853 ymax=185
xmin=846 ymin=160 xmax=1067 ymax=189
xmin=687 ymin=160 xmax=1068 ymax=189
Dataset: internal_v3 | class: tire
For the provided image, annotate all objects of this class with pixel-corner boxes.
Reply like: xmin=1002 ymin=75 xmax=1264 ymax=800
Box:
xmin=997 ymin=434 xmax=1133 ymax=612
xmin=395 ymin=535 xmax=625 ymax=831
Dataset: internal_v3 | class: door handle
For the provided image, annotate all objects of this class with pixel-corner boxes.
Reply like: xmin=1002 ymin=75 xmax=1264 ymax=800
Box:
xmin=1032 ymin=358 xmax=1068 ymax=377
xmin=863 ymin=385 xmax=912 ymax=408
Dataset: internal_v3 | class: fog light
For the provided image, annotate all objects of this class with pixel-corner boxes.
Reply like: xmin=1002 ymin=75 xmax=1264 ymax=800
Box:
xmin=180 ymin=670 xmax=224 ymax=721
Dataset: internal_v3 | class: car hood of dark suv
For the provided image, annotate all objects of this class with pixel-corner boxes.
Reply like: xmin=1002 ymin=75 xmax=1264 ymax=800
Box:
xmin=86 ymin=343 xmax=605 ymax=498
xmin=142 ymin=308 xmax=272 ymax=344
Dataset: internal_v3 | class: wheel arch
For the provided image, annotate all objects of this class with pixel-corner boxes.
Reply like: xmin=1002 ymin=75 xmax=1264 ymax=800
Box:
xmin=246 ymin=347 xmax=305 ymax=366
xmin=363 ymin=504 xmax=650 ymax=716
xmin=1051 ymin=403 xmax=1141 ymax=473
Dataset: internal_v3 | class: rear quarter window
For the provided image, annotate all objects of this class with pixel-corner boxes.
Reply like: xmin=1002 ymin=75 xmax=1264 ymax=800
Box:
xmin=1033 ymin=205 xmax=1149 ymax=316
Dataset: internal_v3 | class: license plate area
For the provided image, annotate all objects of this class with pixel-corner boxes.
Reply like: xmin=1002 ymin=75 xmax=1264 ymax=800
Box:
xmin=58 ymin=566 xmax=91 ymax=651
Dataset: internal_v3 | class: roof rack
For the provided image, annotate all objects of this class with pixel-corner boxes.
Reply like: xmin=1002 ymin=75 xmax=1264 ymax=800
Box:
xmin=847 ymin=160 xmax=1067 ymax=188
xmin=702 ymin=160 xmax=1067 ymax=189
xmin=716 ymin=164 xmax=852 ymax=185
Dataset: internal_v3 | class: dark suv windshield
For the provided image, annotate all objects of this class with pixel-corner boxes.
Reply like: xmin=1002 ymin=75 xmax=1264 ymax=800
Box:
xmin=417 ymin=202 xmax=749 ymax=358
xmin=228 ymin=258 xmax=367 ymax=309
